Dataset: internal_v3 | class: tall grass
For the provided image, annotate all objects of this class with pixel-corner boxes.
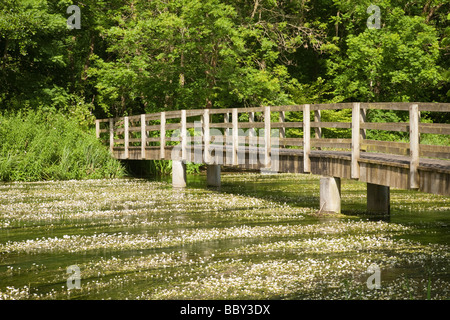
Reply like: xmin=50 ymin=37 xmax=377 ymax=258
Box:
xmin=0 ymin=110 xmax=124 ymax=181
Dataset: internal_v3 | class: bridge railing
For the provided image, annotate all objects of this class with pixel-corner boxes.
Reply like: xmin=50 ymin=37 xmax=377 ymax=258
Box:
xmin=96 ymin=102 xmax=450 ymax=188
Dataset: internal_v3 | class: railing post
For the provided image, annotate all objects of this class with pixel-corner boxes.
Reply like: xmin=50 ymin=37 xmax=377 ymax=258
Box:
xmin=124 ymin=116 xmax=129 ymax=159
xmin=95 ymin=120 xmax=100 ymax=139
xmin=351 ymin=102 xmax=360 ymax=179
xmin=249 ymin=111 xmax=256 ymax=138
xmin=303 ymin=104 xmax=311 ymax=173
xmin=264 ymin=106 xmax=271 ymax=167
xmin=409 ymin=104 xmax=419 ymax=189
xmin=109 ymin=118 xmax=114 ymax=154
xmin=224 ymin=112 xmax=229 ymax=141
xmin=249 ymin=111 xmax=257 ymax=165
xmin=141 ymin=114 xmax=146 ymax=159
xmin=181 ymin=110 xmax=187 ymax=162
xmin=203 ymin=109 xmax=210 ymax=164
xmin=232 ymin=108 xmax=238 ymax=165
xmin=160 ymin=112 xmax=166 ymax=159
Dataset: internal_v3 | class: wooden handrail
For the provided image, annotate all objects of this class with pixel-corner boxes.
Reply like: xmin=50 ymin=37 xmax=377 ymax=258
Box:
xmin=96 ymin=102 xmax=450 ymax=173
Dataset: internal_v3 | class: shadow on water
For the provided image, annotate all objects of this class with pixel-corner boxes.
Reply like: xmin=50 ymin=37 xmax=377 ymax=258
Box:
xmin=1 ymin=166 xmax=449 ymax=299
xmin=139 ymin=168 xmax=449 ymax=241
xmin=164 ymin=169 xmax=373 ymax=219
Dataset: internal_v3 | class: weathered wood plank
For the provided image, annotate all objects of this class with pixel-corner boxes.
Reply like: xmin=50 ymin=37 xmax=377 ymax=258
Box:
xmin=141 ymin=114 xmax=146 ymax=159
xmin=303 ymin=104 xmax=311 ymax=172
xmin=165 ymin=123 xmax=181 ymax=131
xmin=233 ymin=108 xmax=238 ymax=165
xmin=203 ymin=109 xmax=210 ymax=164
xmin=361 ymin=140 xmax=410 ymax=156
xmin=181 ymin=110 xmax=187 ymax=161
xmin=124 ymin=116 xmax=129 ymax=159
xmin=280 ymin=138 xmax=303 ymax=147
xmin=410 ymin=104 xmax=420 ymax=189
xmin=210 ymin=123 xmax=233 ymax=128
xmin=416 ymin=103 xmax=450 ymax=112
xmin=270 ymin=105 xmax=302 ymax=112
xmin=352 ymin=102 xmax=360 ymax=179
xmin=271 ymin=122 xmax=303 ymax=128
xmin=109 ymin=118 xmax=114 ymax=154
xmin=420 ymin=144 xmax=450 ymax=159
xmin=310 ymin=122 xmax=352 ymax=129
xmin=208 ymin=107 xmax=264 ymax=115
xmin=160 ymin=112 xmax=166 ymax=159
xmin=419 ymin=123 xmax=450 ymax=135
xmin=310 ymin=103 xmax=353 ymax=111
xmin=362 ymin=102 xmax=410 ymax=111
xmin=95 ymin=120 xmax=100 ymax=139
xmin=361 ymin=122 xmax=408 ymax=132
xmin=312 ymin=138 xmax=351 ymax=148
xmin=279 ymin=111 xmax=286 ymax=140
xmin=314 ymin=110 xmax=321 ymax=139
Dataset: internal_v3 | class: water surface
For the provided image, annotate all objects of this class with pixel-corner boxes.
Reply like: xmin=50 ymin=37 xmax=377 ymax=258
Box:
xmin=0 ymin=173 xmax=448 ymax=299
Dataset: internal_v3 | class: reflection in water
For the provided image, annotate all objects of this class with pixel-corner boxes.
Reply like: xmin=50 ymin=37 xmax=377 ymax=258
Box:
xmin=0 ymin=173 xmax=448 ymax=299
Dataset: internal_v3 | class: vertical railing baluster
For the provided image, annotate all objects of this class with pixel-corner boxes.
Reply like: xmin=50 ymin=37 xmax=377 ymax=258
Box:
xmin=124 ymin=116 xmax=129 ymax=159
xmin=109 ymin=118 xmax=114 ymax=154
xmin=232 ymin=108 xmax=238 ymax=166
xmin=314 ymin=110 xmax=321 ymax=139
xmin=409 ymin=104 xmax=419 ymax=189
xmin=224 ymin=112 xmax=229 ymax=142
xmin=160 ymin=112 xmax=166 ymax=159
xmin=203 ymin=109 xmax=210 ymax=164
xmin=181 ymin=110 xmax=187 ymax=162
xmin=95 ymin=120 xmax=100 ymax=139
xmin=141 ymin=114 xmax=146 ymax=159
xmin=303 ymin=104 xmax=311 ymax=173
xmin=314 ymin=109 xmax=321 ymax=151
xmin=279 ymin=111 xmax=285 ymax=148
xmin=249 ymin=111 xmax=257 ymax=165
xmin=360 ymin=107 xmax=366 ymax=140
xmin=264 ymin=106 xmax=271 ymax=167
xmin=351 ymin=103 xmax=360 ymax=179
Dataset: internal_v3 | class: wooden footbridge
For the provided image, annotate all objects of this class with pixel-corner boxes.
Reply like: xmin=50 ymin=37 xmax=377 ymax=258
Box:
xmin=96 ymin=102 xmax=450 ymax=215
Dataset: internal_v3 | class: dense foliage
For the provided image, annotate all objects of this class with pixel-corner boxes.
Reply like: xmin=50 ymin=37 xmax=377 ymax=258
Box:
xmin=0 ymin=111 xmax=124 ymax=181
xmin=1 ymin=0 xmax=448 ymax=118
xmin=0 ymin=1 xmax=448 ymax=179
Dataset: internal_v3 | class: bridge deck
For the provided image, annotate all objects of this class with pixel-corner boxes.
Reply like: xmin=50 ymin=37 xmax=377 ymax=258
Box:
xmin=98 ymin=102 xmax=450 ymax=196
xmin=113 ymin=145 xmax=450 ymax=196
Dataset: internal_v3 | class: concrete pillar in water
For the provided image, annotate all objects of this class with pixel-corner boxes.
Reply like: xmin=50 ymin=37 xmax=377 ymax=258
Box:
xmin=207 ymin=164 xmax=221 ymax=187
xmin=367 ymin=183 xmax=390 ymax=215
xmin=320 ymin=176 xmax=341 ymax=213
xmin=172 ymin=160 xmax=186 ymax=188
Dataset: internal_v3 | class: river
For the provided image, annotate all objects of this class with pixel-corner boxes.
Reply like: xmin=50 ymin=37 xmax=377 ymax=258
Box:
xmin=0 ymin=173 xmax=448 ymax=299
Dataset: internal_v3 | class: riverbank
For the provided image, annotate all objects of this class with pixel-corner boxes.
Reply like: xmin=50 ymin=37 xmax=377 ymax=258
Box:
xmin=0 ymin=111 xmax=124 ymax=181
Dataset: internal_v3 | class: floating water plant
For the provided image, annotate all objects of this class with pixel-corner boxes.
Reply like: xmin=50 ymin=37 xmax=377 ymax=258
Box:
xmin=0 ymin=174 xmax=448 ymax=300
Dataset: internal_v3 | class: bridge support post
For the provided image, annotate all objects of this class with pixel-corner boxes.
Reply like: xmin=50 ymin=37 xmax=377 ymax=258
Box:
xmin=367 ymin=183 xmax=390 ymax=215
xmin=320 ymin=176 xmax=341 ymax=213
xmin=172 ymin=160 xmax=186 ymax=188
xmin=207 ymin=165 xmax=221 ymax=187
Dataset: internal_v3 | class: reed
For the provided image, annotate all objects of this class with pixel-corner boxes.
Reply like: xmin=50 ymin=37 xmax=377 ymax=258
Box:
xmin=0 ymin=110 xmax=125 ymax=181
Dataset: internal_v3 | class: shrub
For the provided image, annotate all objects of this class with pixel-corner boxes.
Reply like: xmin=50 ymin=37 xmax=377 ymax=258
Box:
xmin=0 ymin=110 xmax=125 ymax=181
